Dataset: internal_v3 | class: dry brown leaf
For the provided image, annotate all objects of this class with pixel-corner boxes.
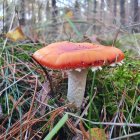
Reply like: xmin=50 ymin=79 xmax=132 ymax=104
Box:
xmin=6 ymin=26 xmax=26 ymax=42
xmin=79 ymin=121 xmax=89 ymax=140
xmin=37 ymin=81 xmax=51 ymax=115
xmin=66 ymin=10 xmax=74 ymax=19
xmin=64 ymin=10 xmax=74 ymax=34
xmin=86 ymin=128 xmax=107 ymax=140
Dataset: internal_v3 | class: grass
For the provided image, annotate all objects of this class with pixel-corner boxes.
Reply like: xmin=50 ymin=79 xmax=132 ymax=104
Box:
xmin=0 ymin=36 xmax=140 ymax=140
xmin=0 ymin=7 xmax=140 ymax=138
xmin=0 ymin=2 xmax=140 ymax=140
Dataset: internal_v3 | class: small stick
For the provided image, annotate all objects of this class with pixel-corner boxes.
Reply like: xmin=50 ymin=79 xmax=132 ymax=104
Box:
xmin=112 ymin=27 xmax=121 ymax=47
xmin=30 ymin=56 xmax=54 ymax=96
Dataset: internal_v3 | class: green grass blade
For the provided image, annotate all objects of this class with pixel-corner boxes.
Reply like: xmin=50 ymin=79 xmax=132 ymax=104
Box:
xmin=43 ymin=113 xmax=68 ymax=140
xmin=64 ymin=15 xmax=82 ymax=38
xmin=127 ymin=96 xmax=140 ymax=122
xmin=88 ymin=71 xmax=96 ymax=128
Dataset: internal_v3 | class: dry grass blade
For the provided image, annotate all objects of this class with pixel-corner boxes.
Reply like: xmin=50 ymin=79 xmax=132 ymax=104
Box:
xmin=79 ymin=121 xmax=89 ymax=140
xmin=36 ymin=81 xmax=51 ymax=116
xmin=0 ymin=72 xmax=32 ymax=96
xmin=24 ymin=75 xmax=38 ymax=139
xmin=75 ymin=89 xmax=97 ymax=126
xmin=1 ymin=1 xmax=140 ymax=139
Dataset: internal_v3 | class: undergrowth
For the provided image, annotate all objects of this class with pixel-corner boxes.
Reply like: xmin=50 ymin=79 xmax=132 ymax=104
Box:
xmin=0 ymin=39 xmax=140 ymax=140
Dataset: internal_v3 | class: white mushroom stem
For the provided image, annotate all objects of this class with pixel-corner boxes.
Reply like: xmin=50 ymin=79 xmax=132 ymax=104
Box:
xmin=67 ymin=69 xmax=88 ymax=108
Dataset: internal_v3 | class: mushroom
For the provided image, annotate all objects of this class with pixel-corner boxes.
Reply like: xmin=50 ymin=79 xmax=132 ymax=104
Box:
xmin=33 ymin=41 xmax=124 ymax=109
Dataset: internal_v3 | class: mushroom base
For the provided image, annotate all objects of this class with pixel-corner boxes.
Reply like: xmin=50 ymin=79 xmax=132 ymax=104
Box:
xmin=67 ymin=69 xmax=88 ymax=108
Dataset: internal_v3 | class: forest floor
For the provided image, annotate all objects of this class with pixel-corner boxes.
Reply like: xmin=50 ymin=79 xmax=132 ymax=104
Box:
xmin=0 ymin=30 xmax=140 ymax=140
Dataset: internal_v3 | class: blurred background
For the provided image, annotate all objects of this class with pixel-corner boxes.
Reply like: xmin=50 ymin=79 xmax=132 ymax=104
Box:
xmin=0 ymin=1 xmax=140 ymax=140
xmin=1 ymin=0 xmax=140 ymax=42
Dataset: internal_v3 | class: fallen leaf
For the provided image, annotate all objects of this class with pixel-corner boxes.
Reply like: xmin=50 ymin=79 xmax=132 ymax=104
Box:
xmin=66 ymin=10 xmax=73 ymax=19
xmin=36 ymin=81 xmax=51 ymax=115
xmin=6 ymin=26 xmax=26 ymax=42
xmin=86 ymin=128 xmax=107 ymax=140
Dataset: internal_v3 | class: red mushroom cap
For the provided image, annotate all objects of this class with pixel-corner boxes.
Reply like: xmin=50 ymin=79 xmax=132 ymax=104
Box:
xmin=33 ymin=41 xmax=124 ymax=70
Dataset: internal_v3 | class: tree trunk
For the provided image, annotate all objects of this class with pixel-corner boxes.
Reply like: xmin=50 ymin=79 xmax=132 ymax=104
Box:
xmin=100 ymin=0 xmax=104 ymax=21
xmin=106 ymin=0 xmax=113 ymax=25
xmin=38 ymin=3 xmax=43 ymax=22
xmin=4 ymin=0 xmax=9 ymax=32
xmin=120 ymin=0 xmax=125 ymax=25
xmin=134 ymin=0 xmax=139 ymax=22
xmin=31 ymin=2 xmax=36 ymax=24
xmin=18 ymin=0 xmax=25 ymax=26
xmin=93 ymin=0 xmax=97 ymax=32
xmin=52 ymin=0 xmax=57 ymax=23
xmin=46 ymin=0 xmax=51 ymax=21
xmin=114 ymin=0 xmax=117 ymax=17
xmin=86 ymin=0 xmax=92 ymax=20
xmin=93 ymin=0 xmax=97 ymax=13
xmin=133 ymin=0 xmax=139 ymax=32
xmin=74 ymin=0 xmax=81 ymax=19
xmin=51 ymin=0 xmax=58 ymax=39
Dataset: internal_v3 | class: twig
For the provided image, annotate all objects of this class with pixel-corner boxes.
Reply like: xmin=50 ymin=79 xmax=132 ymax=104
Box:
xmin=75 ymin=89 xmax=97 ymax=126
xmin=24 ymin=75 xmax=38 ymax=139
xmin=110 ymin=131 xmax=140 ymax=140
xmin=0 ymin=7 xmax=16 ymax=58
xmin=109 ymin=93 xmax=125 ymax=138
xmin=67 ymin=112 xmax=140 ymax=127
xmin=0 ymin=72 xmax=32 ymax=96
xmin=31 ymin=56 xmax=54 ymax=96
xmin=112 ymin=27 xmax=121 ymax=46
xmin=79 ymin=121 xmax=89 ymax=139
